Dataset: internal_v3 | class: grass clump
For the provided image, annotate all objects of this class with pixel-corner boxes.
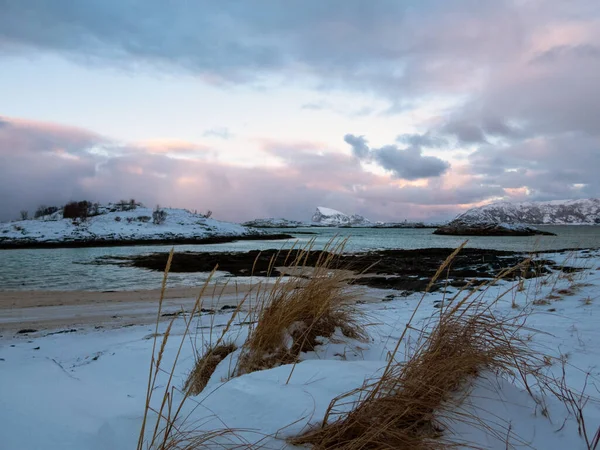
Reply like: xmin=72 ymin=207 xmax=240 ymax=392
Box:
xmin=237 ymin=239 xmax=366 ymax=376
xmin=184 ymin=343 xmax=237 ymax=396
xmin=292 ymin=280 xmax=531 ymax=449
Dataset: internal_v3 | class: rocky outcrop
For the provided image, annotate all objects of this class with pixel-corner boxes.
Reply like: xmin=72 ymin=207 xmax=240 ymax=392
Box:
xmin=433 ymin=220 xmax=556 ymax=236
xmin=311 ymin=206 xmax=371 ymax=227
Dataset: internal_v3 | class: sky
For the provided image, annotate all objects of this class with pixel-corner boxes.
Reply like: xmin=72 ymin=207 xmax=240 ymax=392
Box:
xmin=0 ymin=0 xmax=599 ymax=223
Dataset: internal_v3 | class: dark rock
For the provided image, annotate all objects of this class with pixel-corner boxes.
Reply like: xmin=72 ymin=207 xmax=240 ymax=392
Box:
xmin=434 ymin=220 xmax=556 ymax=237
xmin=98 ymin=247 xmax=562 ymax=293
xmin=46 ymin=329 xmax=78 ymax=336
xmin=220 ymin=305 xmax=237 ymax=310
xmin=16 ymin=329 xmax=37 ymax=334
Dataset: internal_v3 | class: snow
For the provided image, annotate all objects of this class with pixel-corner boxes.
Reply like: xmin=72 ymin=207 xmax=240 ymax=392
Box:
xmin=315 ymin=206 xmax=346 ymax=217
xmin=2 ymin=249 xmax=600 ymax=449
xmin=457 ymin=198 xmax=600 ymax=225
xmin=242 ymin=218 xmax=308 ymax=228
xmin=311 ymin=206 xmax=372 ymax=227
xmin=0 ymin=204 xmax=262 ymax=246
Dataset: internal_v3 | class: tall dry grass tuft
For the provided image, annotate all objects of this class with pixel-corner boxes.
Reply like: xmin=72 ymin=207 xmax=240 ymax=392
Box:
xmin=235 ymin=238 xmax=366 ymax=376
xmin=291 ymin=250 xmax=535 ymax=450
xmin=137 ymin=249 xmax=250 ymax=449
xmin=184 ymin=342 xmax=237 ymax=396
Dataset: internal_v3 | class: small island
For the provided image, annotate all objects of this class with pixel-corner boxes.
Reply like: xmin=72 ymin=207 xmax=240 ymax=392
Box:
xmin=0 ymin=200 xmax=292 ymax=249
xmin=434 ymin=220 xmax=556 ymax=237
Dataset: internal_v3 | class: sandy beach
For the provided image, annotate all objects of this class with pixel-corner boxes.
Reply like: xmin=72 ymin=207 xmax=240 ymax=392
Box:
xmin=0 ymin=282 xmax=386 ymax=332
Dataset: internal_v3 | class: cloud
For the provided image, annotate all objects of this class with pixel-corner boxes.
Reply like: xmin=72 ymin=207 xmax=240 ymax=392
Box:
xmin=301 ymin=102 xmax=328 ymax=111
xmin=465 ymin=133 xmax=600 ymax=201
xmin=344 ymin=134 xmax=450 ymax=180
xmin=0 ymin=0 xmax=536 ymax=98
xmin=343 ymin=134 xmax=370 ymax=159
xmin=1 ymin=1 xmax=600 ymax=217
xmin=0 ymin=115 xmax=490 ymax=223
xmin=202 ymin=128 xmax=234 ymax=140
xmin=396 ymin=133 xmax=448 ymax=148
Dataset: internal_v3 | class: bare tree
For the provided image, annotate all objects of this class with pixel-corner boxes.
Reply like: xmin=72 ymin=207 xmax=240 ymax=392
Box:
xmin=19 ymin=210 xmax=28 ymax=221
xmin=153 ymin=205 xmax=167 ymax=225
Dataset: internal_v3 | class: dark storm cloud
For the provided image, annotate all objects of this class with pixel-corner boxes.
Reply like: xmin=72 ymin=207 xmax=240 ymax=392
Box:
xmin=344 ymin=134 xmax=450 ymax=180
xmin=466 ymin=133 xmax=600 ymax=201
xmin=0 ymin=0 xmax=520 ymax=95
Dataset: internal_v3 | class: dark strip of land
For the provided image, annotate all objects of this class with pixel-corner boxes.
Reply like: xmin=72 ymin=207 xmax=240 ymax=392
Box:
xmin=0 ymin=233 xmax=294 ymax=250
xmin=98 ymin=247 xmax=583 ymax=294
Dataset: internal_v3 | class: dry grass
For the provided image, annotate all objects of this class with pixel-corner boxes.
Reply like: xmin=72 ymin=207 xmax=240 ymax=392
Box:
xmin=290 ymin=246 xmax=535 ymax=450
xmin=139 ymin=241 xmax=595 ymax=449
xmin=184 ymin=343 xmax=237 ymax=396
xmin=137 ymin=249 xmax=249 ymax=449
xmin=291 ymin=301 xmax=530 ymax=449
xmin=237 ymin=239 xmax=366 ymax=376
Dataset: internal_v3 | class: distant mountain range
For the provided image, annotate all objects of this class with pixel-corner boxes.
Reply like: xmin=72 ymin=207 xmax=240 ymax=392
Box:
xmin=245 ymin=207 xmax=429 ymax=228
xmin=455 ymin=199 xmax=600 ymax=225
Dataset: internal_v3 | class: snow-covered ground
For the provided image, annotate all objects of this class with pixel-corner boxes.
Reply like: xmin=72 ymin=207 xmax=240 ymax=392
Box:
xmin=2 ymin=249 xmax=600 ymax=449
xmin=0 ymin=204 xmax=262 ymax=246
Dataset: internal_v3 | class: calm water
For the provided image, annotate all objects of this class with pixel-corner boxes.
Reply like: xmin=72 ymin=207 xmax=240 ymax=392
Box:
xmin=1 ymin=226 xmax=599 ymax=291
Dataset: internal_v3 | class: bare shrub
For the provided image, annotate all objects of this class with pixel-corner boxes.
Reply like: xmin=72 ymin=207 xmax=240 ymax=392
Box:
xmin=153 ymin=205 xmax=167 ymax=225
xmin=19 ymin=210 xmax=28 ymax=220
xmin=34 ymin=205 xmax=59 ymax=219
xmin=63 ymin=200 xmax=91 ymax=220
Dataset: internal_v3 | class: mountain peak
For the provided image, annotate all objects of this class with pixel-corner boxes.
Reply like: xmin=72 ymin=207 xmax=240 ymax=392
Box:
xmin=311 ymin=207 xmax=371 ymax=227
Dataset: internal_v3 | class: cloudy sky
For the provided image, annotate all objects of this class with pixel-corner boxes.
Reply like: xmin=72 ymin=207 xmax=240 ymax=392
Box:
xmin=1 ymin=0 xmax=598 ymax=223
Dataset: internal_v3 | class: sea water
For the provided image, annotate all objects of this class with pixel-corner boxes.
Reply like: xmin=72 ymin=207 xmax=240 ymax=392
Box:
xmin=1 ymin=226 xmax=599 ymax=291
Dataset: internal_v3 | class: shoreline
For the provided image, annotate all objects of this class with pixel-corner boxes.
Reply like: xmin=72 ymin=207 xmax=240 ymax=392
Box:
xmin=0 ymin=233 xmax=294 ymax=250
xmin=0 ymin=283 xmax=385 ymax=333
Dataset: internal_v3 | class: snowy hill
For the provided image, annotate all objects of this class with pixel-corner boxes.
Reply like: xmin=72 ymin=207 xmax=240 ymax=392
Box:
xmin=456 ymin=198 xmax=600 ymax=225
xmin=0 ymin=203 xmax=268 ymax=248
xmin=242 ymin=218 xmax=308 ymax=228
xmin=311 ymin=206 xmax=371 ymax=227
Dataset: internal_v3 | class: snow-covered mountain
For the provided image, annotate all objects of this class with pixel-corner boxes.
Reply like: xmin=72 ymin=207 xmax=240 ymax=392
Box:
xmin=242 ymin=218 xmax=308 ymax=228
xmin=311 ymin=206 xmax=371 ymax=227
xmin=0 ymin=203 xmax=266 ymax=247
xmin=455 ymin=199 xmax=600 ymax=225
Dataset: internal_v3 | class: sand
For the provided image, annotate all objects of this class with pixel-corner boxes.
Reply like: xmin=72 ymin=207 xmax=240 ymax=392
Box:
xmin=0 ymin=283 xmax=387 ymax=333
